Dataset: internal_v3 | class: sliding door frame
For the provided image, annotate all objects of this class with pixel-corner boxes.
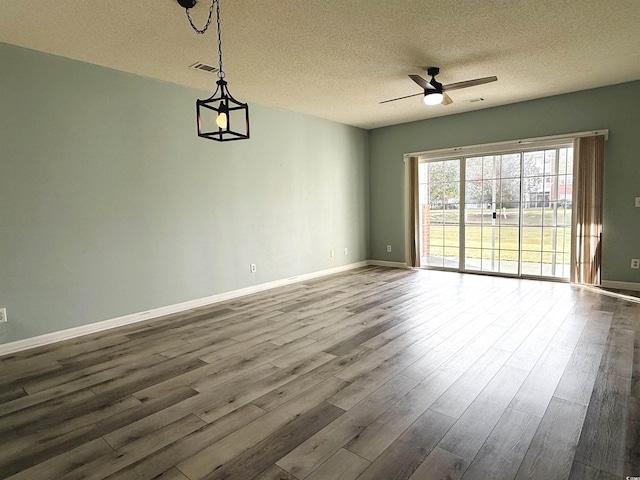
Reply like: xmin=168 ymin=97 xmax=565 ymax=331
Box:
xmin=404 ymin=129 xmax=608 ymax=281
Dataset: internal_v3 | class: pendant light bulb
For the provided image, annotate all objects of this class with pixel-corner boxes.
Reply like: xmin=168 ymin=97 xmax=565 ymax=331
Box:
xmin=216 ymin=111 xmax=228 ymax=129
xmin=216 ymin=100 xmax=228 ymax=129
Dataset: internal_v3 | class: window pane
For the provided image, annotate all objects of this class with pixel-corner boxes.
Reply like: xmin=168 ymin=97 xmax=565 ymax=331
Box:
xmin=465 ymin=248 xmax=482 ymax=270
xmin=500 ymin=154 xmax=521 ymax=178
xmin=466 ymin=157 xmax=483 ymax=180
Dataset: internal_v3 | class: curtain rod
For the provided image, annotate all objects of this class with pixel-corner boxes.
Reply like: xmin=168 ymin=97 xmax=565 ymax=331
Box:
xmin=403 ymin=129 xmax=609 ymax=162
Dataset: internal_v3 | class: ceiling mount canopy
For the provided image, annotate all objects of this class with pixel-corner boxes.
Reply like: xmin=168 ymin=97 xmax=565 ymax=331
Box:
xmin=178 ymin=0 xmax=250 ymax=142
xmin=177 ymin=0 xmax=196 ymax=8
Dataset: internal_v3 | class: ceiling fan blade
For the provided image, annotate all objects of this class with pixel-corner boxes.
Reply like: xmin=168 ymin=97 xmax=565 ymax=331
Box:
xmin=379 ymin=92 xmax=424 ymax=104
xmin=442 ymin=76 xmax=497 ymax=92
xmin=409 ymin=74 xmax=435 ymax=90
xmin=442 ymin=92 xmax=453 ymax=106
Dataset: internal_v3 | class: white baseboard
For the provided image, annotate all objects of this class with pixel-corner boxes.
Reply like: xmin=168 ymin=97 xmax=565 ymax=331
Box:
xmin=368 ymin=260 xmax=410 ymax=269
xmin=0 ymin=261 xmax=369 ymax=356
xmin=600 ymin=280 xmax=640 ymax=292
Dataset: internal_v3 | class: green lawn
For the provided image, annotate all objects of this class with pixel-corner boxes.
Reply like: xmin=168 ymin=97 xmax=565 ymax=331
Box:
xmin=422 ymin=207 xmax=572 ymax=263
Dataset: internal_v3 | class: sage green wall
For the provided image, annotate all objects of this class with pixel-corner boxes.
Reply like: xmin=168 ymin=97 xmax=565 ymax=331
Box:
xmin=369 ymin=81 xmax=640 ymax=284
xmin=0 ymin=43 xmax=369 ymax=344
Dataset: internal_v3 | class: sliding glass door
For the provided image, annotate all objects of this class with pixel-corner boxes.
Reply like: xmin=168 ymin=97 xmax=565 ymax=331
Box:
xmin=418 ymin=160 xmax=461 ymax=268
xmin=418 ymin=145 xmax=573 ymax=279
xmin=464 ymin=154 xmax=521 ymax=274
xmin=521 ymin=147 xmax=573 ymax=277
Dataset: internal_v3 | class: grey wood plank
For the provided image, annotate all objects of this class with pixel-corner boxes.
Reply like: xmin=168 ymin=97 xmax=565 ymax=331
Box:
xmin=22 ymin=348 xmax=169 ymax=395
xmin=104 ymin=403 xmax=267 ymax=480
xmin=353 ymin=408 xmax=456 ymax=480
xmin=514 ymin=397 xmax=587 ymax=480
xmin=461 ymin=407 xmax=541 ymax=480
xmin=505 ymin=320 xmax=563 ymax=371
xmin=626 ymin=395 xmax=640 ymax=479
xmin=5 ymin=438 xmax=113 ymax=480
xmin=555 ymin=341 xmax=606 ymax=405
xmin=0 ymin=387 xmax=26 ymax=405
xmin=437 ymin=398 xmax=508 ymax=461
xmin=400 ymin=314 xmax=497 ymax=380
xmin=344 ymin=363 xmax=464 ymax=461
xmin=306 ymin=448 xmax=370 ymax=480
xmin=64 ymin=414 xmax=207 ymax=480
xmin=509 ymin=346 xmax=573 ymax=417
xmin=475 ymin=364 xmax=530 ymax=407
xmin=88 ymin=356 xmax=206 ymax=397
xmin=197 ymin=352 xmax=335 ymax=424
xmin=190 ymin=337 xmax=319 ymax=393
xmin=147 ymin=468 xmax=191 ymax=480
xmin=13 ymin=394 xmax=140 ymax=439
xmin=492 ymin=312 xmax=544 ymax=353
xmin=103 ymin=363 xmax=280 ymax=449
xmin=574 ymin=372 xmax=631 ymax=477
xmin=406 ymin=447 xmax=469 ymax=480
xmin=599 ymin=327 xmax=634 ymax=378
xmin=328 ymin=344 xmax=425 ymax=410
xmin=324 ymin=316 xmax=412 ymax=357
xmin=252 ymin=464 xmax=297 ymax=480
xmin=345 ymin=327 xmax=509 ymax=462
xmin=632 ymin=336 xmax=640 ymax=398
xmin=275 ymin=374 xmax=421 ymax=479
xmin=253 ymin=346 xmax=371 ymax=411
xmin=0 ymin=383 xmax=198 ymax=476
xmin=176 ymin=376 xmax=349 ymax=480
xmin=549 ymin=312 xmax=589 ymax=352
xmin=0 ymin=384 xmax=96 ymax=420
xmin=568 ymin=461 xmax=622 ymax=480
xmin=580 ymin=310 xmax=614 ymax=345
xmin=198 ymin=402 xmax=345 ymax=480
xmin=430 ymin=347 xmax=511 ymax=418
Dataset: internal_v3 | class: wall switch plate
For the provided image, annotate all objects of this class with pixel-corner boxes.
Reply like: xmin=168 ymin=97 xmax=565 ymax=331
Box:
xmin=386 ymin=245 xmax=392 ymax=252
xmin=250 ymin=264 xmax=257 ymax=273
xmin=344 ymin=247 xmax=348 ymax=255
xmin=635 ymin=197 xmax=640 ymax=207
xmin=631 ymin=259 xmax=640 ymax=269
xmin=0 ymin=308 xmax=6 ymax=323
xmin=330 ymin=249 xmax=334 ymax=258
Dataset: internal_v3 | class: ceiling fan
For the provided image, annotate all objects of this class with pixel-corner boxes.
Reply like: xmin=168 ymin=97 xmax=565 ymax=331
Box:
xmin=380 ymin=67 xmax=497 ymax=106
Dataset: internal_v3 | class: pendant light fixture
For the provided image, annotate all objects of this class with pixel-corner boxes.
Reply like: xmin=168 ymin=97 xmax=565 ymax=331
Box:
xmin=179 ymin=0 xmax=250 ymax=141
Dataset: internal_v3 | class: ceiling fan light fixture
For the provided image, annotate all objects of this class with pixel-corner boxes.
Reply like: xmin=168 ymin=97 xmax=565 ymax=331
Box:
xmin=423 ymin=91 xmax=444 ymax=105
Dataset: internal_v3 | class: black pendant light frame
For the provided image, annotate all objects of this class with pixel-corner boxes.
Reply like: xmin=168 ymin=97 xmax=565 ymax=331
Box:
xmin=180 ymin=0 xmax=250 ymax=142
xmin=197 ymin=78 xmax=250 ymax=141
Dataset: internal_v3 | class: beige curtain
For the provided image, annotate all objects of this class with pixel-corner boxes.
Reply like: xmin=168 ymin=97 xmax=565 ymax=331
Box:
xmin=408 ymin=156 xmax=420 ymax=267
xmin=572 ymin=135 xmax=605 ymax=285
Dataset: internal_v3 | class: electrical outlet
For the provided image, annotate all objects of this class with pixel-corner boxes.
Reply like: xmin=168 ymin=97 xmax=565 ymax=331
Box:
xmin=636 ymin=197 xmax=640 ymax=208
xmin=250 ymin=263 xmax=257 ymax=273
xmin=386 ymin=245 xmax=392 ymax=252
xmin=0 ymin=308 xmax=6 ymax=323
xmin=330 ymin=249 xmax=334 ymax=258
xmin=631 ymin=259 xmax=640 ymax=269
xmin=344 ymin=247 xmax=348 ymax=255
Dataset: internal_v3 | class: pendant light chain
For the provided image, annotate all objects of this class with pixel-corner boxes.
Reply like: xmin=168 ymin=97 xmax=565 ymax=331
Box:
xmin=215 ymin=0 xmax=225 ymax=79
xmin=184 ymin=0 xmax=224 ymax=78
xmin=185 ymin=0 xmax=215 ymax=34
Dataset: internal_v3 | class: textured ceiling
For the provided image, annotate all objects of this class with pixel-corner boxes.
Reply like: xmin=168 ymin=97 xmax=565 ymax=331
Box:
xmin=1 ymin=0 xmax=639 ymax=129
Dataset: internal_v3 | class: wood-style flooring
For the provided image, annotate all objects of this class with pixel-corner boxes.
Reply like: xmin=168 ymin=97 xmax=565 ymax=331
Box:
xmin=0 ymin=266 xmax=638 ymax=479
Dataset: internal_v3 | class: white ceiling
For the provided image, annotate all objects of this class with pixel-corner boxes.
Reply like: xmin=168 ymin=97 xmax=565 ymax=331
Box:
xmin=1 ymin=0 xmax=639 ymax=129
